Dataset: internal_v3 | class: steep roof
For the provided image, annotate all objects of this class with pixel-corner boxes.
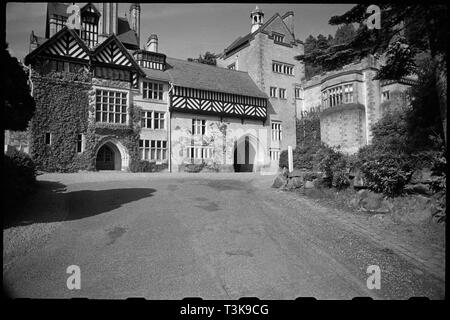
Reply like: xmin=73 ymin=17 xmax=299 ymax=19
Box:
xmin=117 ymin=17 xmax=139 ymax=48
xmin=143 ymin=58 xmax=266 ymax=98
xmin=222 ymin=12 xmax=297 ymax=57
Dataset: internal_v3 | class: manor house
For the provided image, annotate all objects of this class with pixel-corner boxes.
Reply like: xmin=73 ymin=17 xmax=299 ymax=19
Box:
xmin=14 ymin=2 xmax=304 ymax=172
xmin=6 ymin=3 xmax=415 ymax=172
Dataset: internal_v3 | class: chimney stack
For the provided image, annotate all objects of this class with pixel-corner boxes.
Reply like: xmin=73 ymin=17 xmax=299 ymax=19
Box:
xmin=146 ymin=34 xmax=158 ymax=53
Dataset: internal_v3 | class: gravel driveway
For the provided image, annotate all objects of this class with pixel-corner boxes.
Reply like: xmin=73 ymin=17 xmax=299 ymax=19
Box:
xmin=3 ymin=171 xmax=445 ymax=299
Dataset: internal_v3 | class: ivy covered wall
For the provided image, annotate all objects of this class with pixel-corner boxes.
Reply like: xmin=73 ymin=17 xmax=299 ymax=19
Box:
xmin=29 ymin=71 xmax=141 ymax=172
xmin=30 ymin=73 xmax=91 ymax=172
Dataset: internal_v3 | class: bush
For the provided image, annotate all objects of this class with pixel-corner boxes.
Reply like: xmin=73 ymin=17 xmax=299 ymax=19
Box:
xmin=357 ymin=146 xmax=413 ymax=197
xmin=314 ymin=145 xmax=351 ymax=189
xmin=129 ymin=160 xmax=167 ymax=172
xmin=3 ymin=149 xmax=37 ymax=207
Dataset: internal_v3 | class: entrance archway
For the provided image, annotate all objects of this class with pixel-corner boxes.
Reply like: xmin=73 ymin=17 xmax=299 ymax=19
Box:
xmin=233 ymin=135 xmax=257 ymax=172
xmin=95 ymin=139 xmax=130 ymax=171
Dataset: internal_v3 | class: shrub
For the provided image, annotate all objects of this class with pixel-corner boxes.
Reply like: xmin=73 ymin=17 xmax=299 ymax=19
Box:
xmin=314 ymin=145 xmax=351 ymax=189
xmin=358 ymin=146 xmax=413 ymax=197
xmin=129 ymin=160 xmax=167 ymax=172
xmin=3 ymin=149 xmax=37 ymax=207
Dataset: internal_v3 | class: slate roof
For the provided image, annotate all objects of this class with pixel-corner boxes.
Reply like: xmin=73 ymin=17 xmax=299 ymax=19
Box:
xmin=117 ymin=29 xmax=139 ymax=48
xmin=221 ymin=11 xmax=297 ymax=57
xmin=143 ymin=57 xmax=267 ymax=98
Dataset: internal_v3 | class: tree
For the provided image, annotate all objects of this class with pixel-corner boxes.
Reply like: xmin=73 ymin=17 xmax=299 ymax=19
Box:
xmin=332 ymin=23 xmax=356 ymax=46
xmin=187 ymin=51 xmax=217 ymax=66
xmin=1 ymin=46 xmax=36 ymax=155
xmin=297 ymin=4 xmax=447 ymax=145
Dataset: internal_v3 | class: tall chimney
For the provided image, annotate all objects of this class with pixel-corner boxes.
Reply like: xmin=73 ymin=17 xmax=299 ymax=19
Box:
xmin=146 ymin=34 xmax=158 ymax=53
xmin=129 ymin=3 xmax=141 ymax=46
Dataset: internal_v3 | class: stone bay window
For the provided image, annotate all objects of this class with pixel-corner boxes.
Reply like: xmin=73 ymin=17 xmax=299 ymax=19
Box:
xmin=95 ymin=89 xmax=128 ymax=124
xmin=322 ymin=83 xmax=355 ymax=108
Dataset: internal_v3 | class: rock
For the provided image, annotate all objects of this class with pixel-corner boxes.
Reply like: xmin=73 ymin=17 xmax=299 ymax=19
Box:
xmin=271 ymin=174 xmax=287 ymax=188
xmin=404 ymin=183 xmax=432 ymax=196
xmin=284 ymin=178 xmax=296 ymax=190
xmin=352 ymin=170 xmax=367 ymax=189
xmin=291 ymin=177 xmax=304 ymax=188
xmin=410 ymin=169 xmax=433 ymax=184
xmin=289 ymin=169 xmax=305 ymax=178
xmin=304 ymin=180 xmax=315 ymax=189
xmin=312 ymin=177 xmax=328 ymax=189
xmin=406 ymin=195 xmax=433 ymax=224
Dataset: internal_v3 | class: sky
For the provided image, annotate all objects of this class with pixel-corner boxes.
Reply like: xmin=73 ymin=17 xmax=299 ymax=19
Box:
xmin=6 ymin=2 xmax=355 ymax=61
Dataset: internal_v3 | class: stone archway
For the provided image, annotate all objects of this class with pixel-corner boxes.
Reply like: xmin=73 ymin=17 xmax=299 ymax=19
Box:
xmin=233 ymin=134 xmax=263 ymax=172
xmin=95 ymin=138 xmax=130 ymax=171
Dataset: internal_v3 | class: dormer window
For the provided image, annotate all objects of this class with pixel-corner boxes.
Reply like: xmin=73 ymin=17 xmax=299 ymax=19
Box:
xmin=81 ymin=14 xmax=98 ymax=47
xmin=134 ymin=51 xmax=166 ymax=71
xmin=49 ymin=15 xmax=67 ymax=37
xmin=273 ymin=33 xmax=284 ymax=43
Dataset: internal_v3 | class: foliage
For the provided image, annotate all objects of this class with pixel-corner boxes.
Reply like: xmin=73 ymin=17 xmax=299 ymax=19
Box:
xmin=315 ymin=145 xmax=350 ymax=189
xmin=298 ymin=3 xmax=448 ymax=145
xmin=358 ymin=147 xmax=413 ymax=197
xmin=29 ymin=73 xmax=141 ymax=172
xmin=3 ymin=149 xmax=37 ymax=208
xmin=2 ymin=46 xmax=36 ymax=131
xmin=29 ymin=76 xmax=91 ymax=172
xmin=129 ymin=160 xmax=168 ymax=173
xmin=406 ymin=54 xmax=445 ymax=148
xmin=279 ymin=114 xmax=322 ymax=170
xmin=187 ymin=51 xmax=217 ymax=66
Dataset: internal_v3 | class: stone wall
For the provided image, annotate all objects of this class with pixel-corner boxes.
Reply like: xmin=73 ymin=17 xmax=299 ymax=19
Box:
xmin=320 ymin=104 xmax=366 ymax=154
xmin=170 ymin=112 xmax=270 ymax=172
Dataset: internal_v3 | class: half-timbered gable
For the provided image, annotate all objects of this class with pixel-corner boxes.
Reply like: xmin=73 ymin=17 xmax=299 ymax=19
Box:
xmin=25 ymin=27 xmax=90 ymax=65
xmin=91 ymin=34 xmax=144 ymax=88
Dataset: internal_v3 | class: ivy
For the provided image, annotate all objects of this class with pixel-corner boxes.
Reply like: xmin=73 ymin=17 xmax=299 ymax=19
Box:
xmin=29 ymin=73 xmax=141 ymax=172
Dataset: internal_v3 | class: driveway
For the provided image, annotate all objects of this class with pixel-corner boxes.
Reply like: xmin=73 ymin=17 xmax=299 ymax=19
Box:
xmin=3 ymin=172 xmax=445 ymax=299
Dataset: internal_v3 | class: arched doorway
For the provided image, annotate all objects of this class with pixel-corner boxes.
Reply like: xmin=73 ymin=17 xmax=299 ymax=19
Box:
xmin=233 ymin=135 xmax=256 ymax=172
xmin=95 ymin=139 xmax=130 ymax=171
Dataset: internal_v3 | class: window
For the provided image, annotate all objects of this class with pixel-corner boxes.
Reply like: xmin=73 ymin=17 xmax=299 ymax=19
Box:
xmin=187 ymin=146 xmax=214 ymax=160
xmin=81 ymin=19 xmax=98 ymax=47
xmin=49 ymin=15 xmax=67 ymax=36
xmin=322 ymin=83 xmax=354 ymax=108
xmin=295 ymin=87 xmax=302 ymax=99
xmin=272 ymin=61 xmax=293 ymax=75
xmin=273 ymin=34 xmax=284 ymax=43
xmin=77 ymin=134 xmax=85 ymax=153
xmin=270 ymin=87 xmax=277 ymax=98
xmin=344 ymin=84 xmax=354 ymax=103
xmin=279 ymin=88 xmax=286 ymax=99
xmin=143 ymin=81 xmax=164 ymax=100
xmin=228 ymin=63 xmax=236 ymax=70
xmin=95 ymin=89 xmax=127 ymax=124
xmin=271 ymin=122 xmax=282 ymax=141
xmin=139 ymin=139 xmax=167 ymax=161
xmin=45 ymin=132 xmax=52 ymax=145
xmin=382 ymin=90 xmax=390 ymax=101
xmin=270 ymin=149 xmax=280 ymax=161
xmin=192 ymin=119 xmax=206 ymax=135
xmin=141 ymin=111 xmax=165 ymax=129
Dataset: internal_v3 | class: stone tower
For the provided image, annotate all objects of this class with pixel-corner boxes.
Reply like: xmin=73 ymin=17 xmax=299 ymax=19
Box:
xmin=250 ymin=6 xmax=264 ymax=33
xmin=97 ymin=3 xmax=118 ymax=41
xmin=129 ymin=3 xmax=141 ymax=46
